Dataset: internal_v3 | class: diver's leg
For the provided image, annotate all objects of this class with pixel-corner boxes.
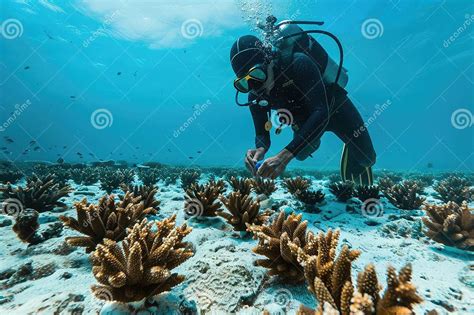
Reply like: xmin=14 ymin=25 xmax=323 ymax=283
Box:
xmin=327 ymin=89 xmax=376 ymax=185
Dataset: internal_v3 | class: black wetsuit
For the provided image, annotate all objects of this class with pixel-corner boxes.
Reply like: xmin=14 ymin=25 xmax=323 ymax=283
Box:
xmin=249 ymin=52 xmax=376 ymax=172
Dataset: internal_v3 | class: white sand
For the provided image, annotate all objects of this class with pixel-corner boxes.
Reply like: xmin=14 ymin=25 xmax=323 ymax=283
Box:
xmin=0 ymin=176 xmax=473 ymax=314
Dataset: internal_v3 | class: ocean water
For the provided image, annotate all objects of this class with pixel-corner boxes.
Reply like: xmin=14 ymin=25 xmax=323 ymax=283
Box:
xmin=1 ymin=1 xmax=474 ymax=314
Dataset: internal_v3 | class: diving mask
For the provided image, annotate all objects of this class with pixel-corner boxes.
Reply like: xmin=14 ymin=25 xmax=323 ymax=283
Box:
xmin=233 ymin=65 xmax=267 ymax=93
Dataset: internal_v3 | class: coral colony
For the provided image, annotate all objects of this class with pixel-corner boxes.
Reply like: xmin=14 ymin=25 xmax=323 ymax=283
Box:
xmin=0 ymin=162 xmax=473 ymax=313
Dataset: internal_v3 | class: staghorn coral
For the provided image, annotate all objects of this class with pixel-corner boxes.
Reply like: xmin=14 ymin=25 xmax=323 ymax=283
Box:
xmin=422 ymin=201 xmax=473 ymax=251
xmin=138 ymin=168 xmax=160 ymax=187
xmin=2 ymin=174 xmax=71 ymax=212
xmin=355 ymin=185 xmax=381 ymax=202
xmin=184 ymin=181 xmax=223 ymax=218
xmin=378 ymin=177 xmax=395 ymax=196
xmin=283 ymin=177 xmax=311 ymax=195
xmin=296 ymin=245 xmax=423 ymax=315
xmin=329 ymin=181 xmax=355 ymax=202
xmin=219 ymin=191 xmax=272 ymax=231
xmin=289 ymin=229 xmax=361 ymax=312
xmin=180 ymin=170 xmax=201 ymax=191
xmin=59 ymin=193 xmax=154 ymax=252
xmin=99 ymin=168 xmax=129 ymax=194
xmin=385 ymin=181 xmax=426 ymax=210
xmin=227 ymin=176 xmax=253 ymax=195
xmin=434 ymin=176 xmax=473 ymax=204
xmin=247 ymin=210 xmax=315 ymax=282
xmin=120 ymin=184 xmax=160 ymax=212
xmin=250 ymin=177 xmax=277 ymax=197
xmin=90 ymin=214 xmax=193 ymax=302
xmin=295 ymin=189 xmax=325 ymax=206
xmin=70 ymin=168 xmax=100 ymax=186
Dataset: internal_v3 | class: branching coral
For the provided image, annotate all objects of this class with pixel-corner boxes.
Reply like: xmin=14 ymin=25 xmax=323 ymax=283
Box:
xmin=99 ymin=168 xmax=129 ymax=194
xmin=295 ymin=189 xmax=325 ymax=206
xmin=2 ymin=174 xmax=71 ymax=212
xmin=250 ymin=177 xmax=277 ymax=197
xmin=137 ymin=168 xmax=160 ymax=187
xmin=247 ymin=211 xmax=314 ymax=282
xmin=283 ymin=177 xmax=311 ymax=195
xmin=219 ymin=191 xmax=272 ymax=231
xmin=385 ymin=181 xmax=426 ymax=210
xmin=90 ymin=215 xmax=193 ymax=302
xmin=422 ymin=201 xmax=473 ymax=251
xmin=59 ymin=193 xmax=154 ymax=252
xmin=184 ymin=181 xmax=223 ymax=218
xmin=355 ymin=185 xmax=381 ymax=202
xmin=434 ymin=176 xmax=473 ymax=204
xmin=180 ymin=170 xmax=201 ymax=191
xmin=70 ymin=168 xmax=99 ymax=186
xmin=329 ymin=181 xmax=355 ymax=202
xmin=120 ymin=184 xmax=160 ymax=212
xmin=295 ymin=236 xmax=423 ymax=315
xmin=378 ymin=177 xmax=395 ymax=196
xmin=227 ymin=176 xmax=253 ymax=196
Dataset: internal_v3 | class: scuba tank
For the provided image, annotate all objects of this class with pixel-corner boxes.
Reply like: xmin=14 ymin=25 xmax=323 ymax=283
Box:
xmin=259 ymin=16 xmax=348 ymax=89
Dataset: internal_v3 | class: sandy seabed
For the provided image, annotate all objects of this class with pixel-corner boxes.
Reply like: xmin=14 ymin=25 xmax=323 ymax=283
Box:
xmin=0 ymin=174 xmax=473 ymax=315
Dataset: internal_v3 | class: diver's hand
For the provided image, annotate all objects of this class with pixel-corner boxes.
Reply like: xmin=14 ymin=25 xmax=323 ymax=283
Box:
xmin=257 ymin=149 xmax=293 ymax=179
xmin=245 ymin=147 xmax=266 ymax=175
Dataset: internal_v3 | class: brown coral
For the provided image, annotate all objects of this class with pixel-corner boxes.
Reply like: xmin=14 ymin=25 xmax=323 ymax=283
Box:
xmin=283 ymin=177 xmax=311 ymax=195
xmin=247 ymin=211 xmax=315 ymax=282
xmin=120 ymin=184 xmax=160 ymax=212
xmin=422 ymin=201 xmax=473 ymax=251
xmin=3 ymin=174 xmax=70 ymax=212
xmin=297 ymin=260 xmax=423 ymax=315
xmin=228 ymin=176 xmax=253 ymax=195
xmin=219 ymin=191 xmax=272 ymax=231
xmin=434 ymin=176 xmax=473 ymax=204
xmin=60 ymin=193 xmax=154 ymax=252
xmin=184 ymin=181 xmax=223 ymax=217
xmin=250 ymin=177 xmax=277 ymax=197
xmin=90 ymin=214 xmax=193 ymax=302
xmin=385 ymin=181 xmax=426 ymax=210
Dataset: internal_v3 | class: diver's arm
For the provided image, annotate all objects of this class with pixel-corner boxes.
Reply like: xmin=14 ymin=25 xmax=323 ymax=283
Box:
xmin=284 ymin=53 xmax=329 ymax=156
xmin=249 ymin=95 xmax=271 ymax=151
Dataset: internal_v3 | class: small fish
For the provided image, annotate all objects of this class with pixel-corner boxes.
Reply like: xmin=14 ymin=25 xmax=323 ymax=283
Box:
xmin=197 ymin=151 xmax=202 ymax=154
xmin=188 ymin=156 xmax=194 ymax=159
xmin=70 ymin=96 xmax=76 ymax=99
xmin=5 ymin=139 xmax=13 ymax=143
xmin=63 ymin=145 xmax=67 ymax=149
xmin=57 ymin=157 xmax=64 ymax=164
xmin=117 ymin=72 xmax=122 ymax=76
xmin=24 ymin=66 xmax=30 ymax=70
xmin=76 ymin=152 xmax=82 ymax=156
xmin=133 ymin=71 xmax=137 ymax=78
xmin=33 ymin=146 xmax=41 ymax=151
xmin=427 ymin=162 xmax=434 ymax=169
xmin=0 ymin=147 xmax=7 ymax=150
xmin=89 ymin=153 xmax=94 ymax=157
xmin=135 ymin=146 xmax=140 ymax=149
xmin=167 ymin=148 xmax=171 ymax=152
xmin=29 ymin=140 xmax=36 ymax=145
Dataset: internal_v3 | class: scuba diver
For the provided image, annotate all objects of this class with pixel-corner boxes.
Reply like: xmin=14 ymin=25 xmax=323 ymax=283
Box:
xmin=230 ymin=16 xmax=376 ymax=185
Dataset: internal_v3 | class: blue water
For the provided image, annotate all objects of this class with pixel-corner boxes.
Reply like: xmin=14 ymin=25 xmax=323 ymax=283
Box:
xmin=1 ymin=0 xmax=473 ymax=172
